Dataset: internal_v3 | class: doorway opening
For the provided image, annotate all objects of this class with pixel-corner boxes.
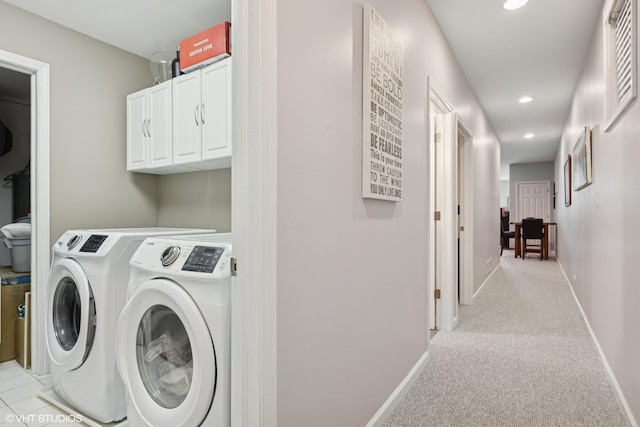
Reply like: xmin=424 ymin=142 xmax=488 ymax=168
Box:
xmin=0 ymin=49 xmax=51 ymax=376
xmin=428 ymin=79 xmax=473 ymax=336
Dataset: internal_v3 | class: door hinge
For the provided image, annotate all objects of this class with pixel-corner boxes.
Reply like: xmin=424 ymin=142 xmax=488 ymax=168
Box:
xmin=434 ymin=211 xmax=441 ymax=221
xmin=231 ymin=257 xmax=238 ymax=277
xmin=460 ymin=226 xmax=464 ymax=232
xmin=435 ymin=132 xmax=442 ymax=143
xmin=434 ymin=289 xmax=441 ymax=299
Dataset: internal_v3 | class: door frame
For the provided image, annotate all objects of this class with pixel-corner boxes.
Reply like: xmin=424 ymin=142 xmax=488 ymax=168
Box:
xmin=230 ymin=0 xmax=278 ymax=425
xmin=428 ymin=79 xmax=460 ymax=333
xmin=0 ymin=49 xmax=50 ymax=376
xmin=457 ymin=120 xmax=474 ymax=306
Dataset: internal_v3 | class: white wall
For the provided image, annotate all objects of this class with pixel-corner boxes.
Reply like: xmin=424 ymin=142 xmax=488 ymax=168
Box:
xmin=158 ymin=168 xmax=231 ymax=231
xmin=500 ymin=179 xmax=510 ymax=208
xmin=0 ymin=2 xmax=159 ymax=244
xmin=555 ymin=6 xmax=640 ymax=423
xmin=276 ymin=0 xmax=500 ymax=425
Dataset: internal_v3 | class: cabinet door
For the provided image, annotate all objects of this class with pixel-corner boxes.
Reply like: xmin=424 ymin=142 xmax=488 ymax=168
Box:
xmin=201 ymin=60 xmax=232 ymax=161
xmin=173 ymin=72 xmax=202 ymax=164
xmin=126 ymin=89 xmax=148 ymax=171
xmin=148 ymin=81 xmax=173 ymax=168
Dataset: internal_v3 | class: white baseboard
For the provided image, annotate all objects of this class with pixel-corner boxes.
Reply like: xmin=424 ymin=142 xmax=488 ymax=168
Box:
xmin=473 ymin=262 xmax=500 ymax=302
xmin=366 ymin=350 xmax=430 ymax=427
xmin=557 ymin=261 xmax=638 ymax=427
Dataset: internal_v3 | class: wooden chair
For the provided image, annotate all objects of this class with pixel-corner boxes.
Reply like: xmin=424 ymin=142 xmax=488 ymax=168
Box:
xmin=521 ymin=218 xmax=544 ymax=260
xmin=500 ymin=216 xmax=515 ymax=256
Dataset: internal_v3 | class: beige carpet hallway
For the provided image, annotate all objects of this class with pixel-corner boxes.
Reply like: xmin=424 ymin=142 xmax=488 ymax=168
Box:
xmin=382 ymin=255 xmax=632 ymax=427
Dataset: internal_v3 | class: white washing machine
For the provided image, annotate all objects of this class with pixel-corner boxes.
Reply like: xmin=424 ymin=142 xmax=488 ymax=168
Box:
xmin=116 ymin=233 xmax=232 ymax=427
xmin=46 ymin=228 xmax=213 ymax=423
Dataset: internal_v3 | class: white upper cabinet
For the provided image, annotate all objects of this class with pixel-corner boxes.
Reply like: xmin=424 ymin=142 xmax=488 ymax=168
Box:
xmin=173 ymin=59 xmax=232 ymax=170
xmin=126 ymin=58 xmax=231 ymax=174
xmin=126 ymin=80 xmax=173 ymax=173
xmin=201 ymin=60 xmax=232 ymax=163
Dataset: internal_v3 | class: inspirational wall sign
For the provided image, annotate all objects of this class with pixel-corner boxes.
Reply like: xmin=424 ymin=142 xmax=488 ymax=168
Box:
xmin=362 ymin=5 xmax=404 ymax=201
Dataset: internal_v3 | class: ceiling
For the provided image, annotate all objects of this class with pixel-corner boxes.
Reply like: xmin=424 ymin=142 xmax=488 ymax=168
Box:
xmin=1 ymin=0 xmax=602 ymax=180
xmin=426 ymin=0 xmax=603 ymax=179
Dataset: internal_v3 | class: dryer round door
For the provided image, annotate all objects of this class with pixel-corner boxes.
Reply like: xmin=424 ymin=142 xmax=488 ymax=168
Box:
xmin=116 ymin=279 xmax=216 ymax=427
xmin=46 ymin=258 xmax=97 ymax=370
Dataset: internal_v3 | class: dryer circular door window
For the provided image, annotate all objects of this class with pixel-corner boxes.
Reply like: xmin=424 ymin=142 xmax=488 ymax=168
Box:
xmin=46 ymin=258 xmax=97 ymax=370
xmin=116 ymin=279 xmax=216 ymax=427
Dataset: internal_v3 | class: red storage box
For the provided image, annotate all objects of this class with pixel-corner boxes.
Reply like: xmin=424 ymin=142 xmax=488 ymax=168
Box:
xmin=180 ymin=21 xmax=231 ymax=73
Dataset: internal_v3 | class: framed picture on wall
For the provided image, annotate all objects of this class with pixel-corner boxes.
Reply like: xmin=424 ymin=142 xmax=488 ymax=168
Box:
xmin=564 ymin=155 xmax=572 ymax=207
xmin=572 ymin=126 xmax=593 ymax=191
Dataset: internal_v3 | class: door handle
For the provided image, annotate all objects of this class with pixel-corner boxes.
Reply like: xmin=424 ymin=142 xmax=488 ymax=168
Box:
xmin=194 ymin=105 xmax=200 ymax=126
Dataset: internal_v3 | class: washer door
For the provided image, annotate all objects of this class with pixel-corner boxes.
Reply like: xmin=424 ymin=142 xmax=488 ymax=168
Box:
xmin=46 ymin=258 xmax=97 ymax=370
xmin=116 ymin=279 xmax=216 ymax=427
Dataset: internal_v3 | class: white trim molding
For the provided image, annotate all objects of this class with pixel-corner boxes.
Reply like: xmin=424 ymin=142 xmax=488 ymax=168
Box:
xmin=366 ymin=351 xmax=431 ymax=427
xmin=473 ymin=262 xmax=500 ymax=302
xmin=230 ymin=0 xmax=278 ymax=425
xmin=0 ymin=49 xmax=50 ymax=376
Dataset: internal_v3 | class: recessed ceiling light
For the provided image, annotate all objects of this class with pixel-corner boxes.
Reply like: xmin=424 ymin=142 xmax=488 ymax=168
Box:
xmin=519 ymin=96 xmax=534 ymax=103
xmin=524 ymin=133 xmax=535 ymax=139
xmin=504 ymin=0 xmax=528 ymax=10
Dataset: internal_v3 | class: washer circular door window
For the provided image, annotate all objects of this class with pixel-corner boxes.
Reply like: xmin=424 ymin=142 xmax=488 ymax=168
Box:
xmin=46 ymin=258 xmax=96 ymax=370
xmin=117 ymin=280 xmax=216 ymax=427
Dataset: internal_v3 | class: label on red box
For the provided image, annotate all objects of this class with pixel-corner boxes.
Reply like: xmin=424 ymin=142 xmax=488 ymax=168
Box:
xmin=180 ymin=22 xmax=231 ymax=73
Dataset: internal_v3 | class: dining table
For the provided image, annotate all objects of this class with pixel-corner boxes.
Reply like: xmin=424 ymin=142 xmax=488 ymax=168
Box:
xmin=511 ymin=222 xmax=557 ymax=260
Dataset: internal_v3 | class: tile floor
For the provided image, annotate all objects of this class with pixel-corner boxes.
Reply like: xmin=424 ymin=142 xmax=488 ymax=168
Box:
xmin=0 ymin=360 xmax=87 ymax=427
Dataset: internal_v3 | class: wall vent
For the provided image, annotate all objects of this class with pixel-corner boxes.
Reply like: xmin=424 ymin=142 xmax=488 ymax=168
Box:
xmin=603 ymin=0 xmax=637 ymax=131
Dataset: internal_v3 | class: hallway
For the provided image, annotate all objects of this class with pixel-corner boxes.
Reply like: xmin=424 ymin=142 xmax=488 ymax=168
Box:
xmin=383 ymin=255 xmax=631 ymax=426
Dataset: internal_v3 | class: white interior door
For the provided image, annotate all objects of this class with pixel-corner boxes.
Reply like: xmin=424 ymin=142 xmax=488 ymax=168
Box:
xmin=516 ymin=181 xmax=550 ymax=221
xmin=457 ymin=119 xmax=473 ymax=307
xmin=428 ymin=81 xmax=459 ymax=334
xmin=428 ymin=113 xmax=439 ymax=330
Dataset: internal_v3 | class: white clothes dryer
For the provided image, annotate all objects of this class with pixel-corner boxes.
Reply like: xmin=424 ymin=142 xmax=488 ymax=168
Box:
xmin=116 ymin=233 xmax=232 ymax=427
xmin=46 ymin=228 xmax=213 ymax=423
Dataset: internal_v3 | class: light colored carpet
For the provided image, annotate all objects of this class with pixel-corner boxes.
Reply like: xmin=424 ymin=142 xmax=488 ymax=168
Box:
xmin=382 ymin=255 xmax=631 ymax=427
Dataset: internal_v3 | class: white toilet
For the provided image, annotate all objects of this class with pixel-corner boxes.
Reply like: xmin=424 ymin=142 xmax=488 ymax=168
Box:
xmin=0 ymin=218 xmax=32 ymax=273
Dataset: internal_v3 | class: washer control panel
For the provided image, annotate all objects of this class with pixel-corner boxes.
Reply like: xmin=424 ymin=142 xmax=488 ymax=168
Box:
xmin=161 ymin=246 xmax=181 ymax=266
xmin=131 ymin=235 xmax=232 ymax=279
xmin=182 ymin=246 xmax=226 ymax=273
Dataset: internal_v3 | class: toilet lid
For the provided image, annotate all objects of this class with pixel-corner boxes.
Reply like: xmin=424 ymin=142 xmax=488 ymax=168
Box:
xmin=0 ymin=223 xmax=31 ymax=238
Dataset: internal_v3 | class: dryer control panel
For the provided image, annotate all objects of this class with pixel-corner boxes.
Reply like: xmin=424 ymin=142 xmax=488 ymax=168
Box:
xmin=79 ymin=235 xmax=108 ymax=253
xmin=53 ymin=231 xmax=119 ymax=256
